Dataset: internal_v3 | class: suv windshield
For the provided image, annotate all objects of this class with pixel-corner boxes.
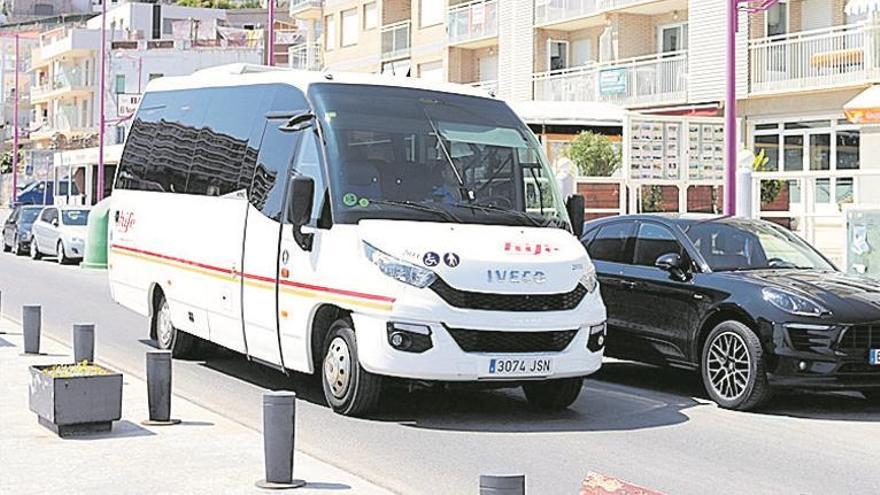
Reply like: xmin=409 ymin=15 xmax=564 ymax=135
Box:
xmin=61 ymin=209 xmax=89 ymax=226
xmin=685 ymin=218 xmax=834 ymax=272
xmin=309 ymin=84 xmax=569 ymax=228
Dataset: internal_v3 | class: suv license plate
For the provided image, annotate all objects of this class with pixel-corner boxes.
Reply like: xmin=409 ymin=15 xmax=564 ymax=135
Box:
xmin=870 ymin=349 xmax=880 ymax=366
xmin=487 ymin=358 xmax=552 ymax=377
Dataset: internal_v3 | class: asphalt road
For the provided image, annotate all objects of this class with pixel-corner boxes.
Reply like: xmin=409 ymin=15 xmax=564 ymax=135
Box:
xmin=2 ymin=251 xmax=879 ymax=495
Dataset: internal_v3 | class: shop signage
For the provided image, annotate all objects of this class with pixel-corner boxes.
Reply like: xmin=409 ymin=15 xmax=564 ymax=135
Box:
xmin=598 ymin=68 xmax=627 ymax=96
xmin=116 ymin=93 xmax=142 ymax=117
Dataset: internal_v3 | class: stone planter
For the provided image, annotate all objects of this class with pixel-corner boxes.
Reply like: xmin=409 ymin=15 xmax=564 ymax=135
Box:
xmin=28 ymin=364 xmax=123 ymax=437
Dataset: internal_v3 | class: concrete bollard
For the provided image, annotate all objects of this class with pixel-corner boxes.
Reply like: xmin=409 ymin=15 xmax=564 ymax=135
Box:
xmin=72 ymin=324 xmax=95 ymax=363
xmin=479 ymin=474 xmax=526 ymax=495
xmin=22 ymin=305 xmax=41 ymax=354
xmin=142 ymin=351 xmax=180 ymax=426
xmin=256 ymin=391 xmax=305 ymax=489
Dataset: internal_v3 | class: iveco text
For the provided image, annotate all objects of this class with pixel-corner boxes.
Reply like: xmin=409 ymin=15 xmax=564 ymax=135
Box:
xmin=107 ymin=65 xmax=606 ymax=416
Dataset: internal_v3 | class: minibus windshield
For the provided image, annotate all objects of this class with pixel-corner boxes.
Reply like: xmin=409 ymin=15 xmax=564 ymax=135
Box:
xmin=309 ymin=84 xmax=569 ymax=228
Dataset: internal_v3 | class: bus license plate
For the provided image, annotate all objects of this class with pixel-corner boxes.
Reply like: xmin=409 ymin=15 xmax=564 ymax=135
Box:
xmin=870 ymin=349 xmax=880 ymax=366
xmin=487 ymin=358 xmax=552 ymax=377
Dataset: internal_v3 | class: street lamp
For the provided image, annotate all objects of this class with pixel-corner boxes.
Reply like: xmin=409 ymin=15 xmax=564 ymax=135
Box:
xmin=96 ymin=0 xmax=107 ymax=203
xmin=725 ymin=0 xmax=779 ymax=216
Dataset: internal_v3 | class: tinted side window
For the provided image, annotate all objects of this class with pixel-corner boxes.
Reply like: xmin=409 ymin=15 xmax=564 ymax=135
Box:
xmin=251 ymin=120 xmax=300 ymax=221
xmin=634 ymin=223 xmax=683 ymax=267
xmin=188 ymin=86 xmax=273 ymax=196
xmin=115 ymin=93 xmax=166 ymax=191
xmin=146 ymin=90 xmax=208 ymax=193
xmin=588 ymin=222 xmax=634 ymax=263
xmin=39 ymin=208 xmax=52 ymax=222
xmin=248 ymin=86 xmax=310 ymax=221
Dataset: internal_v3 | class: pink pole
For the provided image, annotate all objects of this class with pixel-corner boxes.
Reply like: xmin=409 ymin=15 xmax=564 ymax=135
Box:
xmin=267 ymin=0 xmax=275 ymax=66
xmin=97 ymin=0 xmax=107 ymax=203
xmin=724 ymin=0 xmax=737 ymax=216
xmin=11 ymin=33 xmax=19 ymax=204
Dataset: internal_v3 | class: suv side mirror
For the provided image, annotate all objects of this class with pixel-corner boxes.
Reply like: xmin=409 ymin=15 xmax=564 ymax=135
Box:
xmin=287 ymin=176 xmax=315 ymax=251
xmin=565 ymin=194 xmax=585 ymax=239
xmin=655 ymin=252 xmax=688 ymax=280
xmin=51 ymin=218 xmax=59 ymax=227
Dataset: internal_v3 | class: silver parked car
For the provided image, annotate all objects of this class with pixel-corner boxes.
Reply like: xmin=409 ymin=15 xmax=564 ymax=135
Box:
xmin=30 ymin=206 xmax=90 ymax=264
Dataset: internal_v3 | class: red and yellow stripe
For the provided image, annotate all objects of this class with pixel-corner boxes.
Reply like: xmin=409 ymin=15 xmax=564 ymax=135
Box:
xmin=110 ymin=244 xmax=395 ymax=312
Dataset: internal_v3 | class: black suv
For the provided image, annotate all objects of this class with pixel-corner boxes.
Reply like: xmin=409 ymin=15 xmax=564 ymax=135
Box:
xmin=582 ymin=214 xmax=880 ymax=410
xmin=3 ymin=205 xmax=43 ymax=256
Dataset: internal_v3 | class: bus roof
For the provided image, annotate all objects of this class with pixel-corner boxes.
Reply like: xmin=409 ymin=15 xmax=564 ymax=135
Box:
xmin=145 ymin=63 xmax=495 ymax=100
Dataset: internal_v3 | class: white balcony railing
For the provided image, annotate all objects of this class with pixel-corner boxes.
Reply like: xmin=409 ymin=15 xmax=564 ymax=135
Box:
xmin=534 ymin=0 xmax=650 ymax=27
xmin=290 ymin=0 xmax=323 ymax=12
xmin=289 ymin=42 xmax=322 ymax=71
xmin=448 ymin=0 xmax=498 ymax=45
xmin=533 ymin=51 xmax=687 ymax=107
xmin=381 ymin=21 xmax=411 ymax=61
xmin=469 ymin=79 xmax=499 ymax=95
xmin=749 ymin=22 xmax=880 ymax=95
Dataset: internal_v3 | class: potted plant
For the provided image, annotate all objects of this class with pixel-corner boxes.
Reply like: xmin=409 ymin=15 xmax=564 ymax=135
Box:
xmin=29 ymin=361 xmax=123 ymax=437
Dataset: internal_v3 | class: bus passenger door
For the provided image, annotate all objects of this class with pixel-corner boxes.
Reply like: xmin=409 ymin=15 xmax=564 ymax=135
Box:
xmin=241 ymin=116 xmax=301 ymax=367
xmin=277 ymin=133 xmax=327 ymax=373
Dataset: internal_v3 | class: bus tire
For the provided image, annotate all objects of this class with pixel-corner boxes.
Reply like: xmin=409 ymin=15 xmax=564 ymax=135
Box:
xmin=152 ymin=292 xmax=196 ymax=358
xmin=321 ymin=319 xmax=382 ymax=417
xmin=522 ymin=377 xmax=584 ymax=410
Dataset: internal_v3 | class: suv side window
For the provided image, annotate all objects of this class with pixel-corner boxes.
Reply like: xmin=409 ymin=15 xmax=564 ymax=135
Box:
xmin=587 ymin=221 xmax=635 ymax=263
xmin=634 ymin=222 xmax=684 ymax=267
xmin=39 ymin=208 xmax=52 ymax=222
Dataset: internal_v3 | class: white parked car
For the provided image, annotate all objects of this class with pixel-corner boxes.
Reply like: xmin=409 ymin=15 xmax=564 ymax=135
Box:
xmin=30 ymin=206 xmax=90 ymax=264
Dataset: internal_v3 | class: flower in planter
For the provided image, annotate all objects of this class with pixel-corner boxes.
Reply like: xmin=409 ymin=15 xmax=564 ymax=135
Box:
xmin=44 ymin=361 xmax=111 ymax=378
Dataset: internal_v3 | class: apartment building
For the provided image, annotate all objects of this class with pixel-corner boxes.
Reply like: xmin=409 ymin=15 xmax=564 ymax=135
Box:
xmin=25 ymin=2 xmax=262 ymax=204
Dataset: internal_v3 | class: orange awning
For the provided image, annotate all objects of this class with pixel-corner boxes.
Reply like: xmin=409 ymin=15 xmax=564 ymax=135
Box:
xmin=844 ymin=85 xmax=880 ymax=123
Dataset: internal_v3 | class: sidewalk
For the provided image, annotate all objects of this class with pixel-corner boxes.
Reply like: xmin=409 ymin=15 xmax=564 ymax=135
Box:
xmin=0 ymin=317 xmax=394 ymax=495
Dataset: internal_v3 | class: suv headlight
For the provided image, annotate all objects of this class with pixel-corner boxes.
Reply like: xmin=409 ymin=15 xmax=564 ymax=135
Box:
xmin=363 ymin=242 xmax=437 ymax=289
xmin=580 ymin=268 xmax=598 ymax=293
xmin=762 ymin=287 xmax=829 ymax=317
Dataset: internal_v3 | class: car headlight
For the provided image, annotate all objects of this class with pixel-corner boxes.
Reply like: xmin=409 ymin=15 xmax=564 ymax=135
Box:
xmin=580 ymin=268 xmax=598 ymax=293
xmin=363 ymin=242 xmax=437 ymax=289
xmin=762 ymin=287 xmax=829 ymax=317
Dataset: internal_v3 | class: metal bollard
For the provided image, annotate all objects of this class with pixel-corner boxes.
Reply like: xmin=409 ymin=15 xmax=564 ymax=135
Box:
xmin=72 ymin=324 xmax=95 ymax=363
xmin=142 ymin=351 xmax=180 ymax=426
xmin=21 ymin=305 xmax=41 ymax=354
xmin=256 ymin=391 xmax=306 ymax=489
xmin=480 ymin=474 xmax=526 ymax=495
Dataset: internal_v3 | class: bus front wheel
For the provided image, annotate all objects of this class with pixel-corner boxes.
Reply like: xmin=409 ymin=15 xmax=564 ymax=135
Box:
xmin=321 ymin=319 xmax=382 ymax=417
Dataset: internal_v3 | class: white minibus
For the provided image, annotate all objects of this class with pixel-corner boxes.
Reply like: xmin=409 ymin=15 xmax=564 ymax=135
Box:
xmin=108 ymin=64 xmax=606 ymax=416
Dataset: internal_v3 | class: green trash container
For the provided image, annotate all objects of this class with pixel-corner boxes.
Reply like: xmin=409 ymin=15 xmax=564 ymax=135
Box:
xmin=82 ymin=197 xmax=110 ymax=270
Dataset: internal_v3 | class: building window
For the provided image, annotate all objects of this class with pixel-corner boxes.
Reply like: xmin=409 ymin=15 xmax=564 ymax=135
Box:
xmin=341 ymin=8 xmax=359 ymax=47
xmin=115 ymin=74 xmax=125 ymax=94
xmin=325 ymin=14 xmax=336 ymax=51
xmin=364 ymin=2 xmax=378 ymax=30
xmin=837 ymin=129 xmax=860 ymax=170
xmin=766 ymin=0 xmax=787 ymax=37
xmin=754 ymin=134 xmax=779 ymax=171
xmin=419 ymin=0 xmax=444 ymax=28
xmin=548 ymin=40 xmax=569 ymax=71
xmin=783 ymin=135 xmax=803 ymax=171
xmin=115 ymin=125 xmax=126 ymax=144
xmin=809 ymin=134 xmax=831 ymax=170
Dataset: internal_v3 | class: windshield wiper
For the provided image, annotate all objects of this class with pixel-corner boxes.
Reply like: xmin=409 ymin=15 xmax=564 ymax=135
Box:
xmin=449 ymin=201 xmax=544 ymax=228
xmin=420 ymin=101 xmax=474 ymax=203
xmin=366 ymin=199 xmax=462 ymax=224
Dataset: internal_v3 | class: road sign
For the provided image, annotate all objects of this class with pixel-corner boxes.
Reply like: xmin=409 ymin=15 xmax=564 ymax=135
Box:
xmin=116 ymin=93 xmax=142 ymax=117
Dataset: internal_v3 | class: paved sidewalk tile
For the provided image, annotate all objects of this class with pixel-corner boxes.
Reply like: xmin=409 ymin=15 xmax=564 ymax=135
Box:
xmin=0 ymin=318 xmax=393 ymax=495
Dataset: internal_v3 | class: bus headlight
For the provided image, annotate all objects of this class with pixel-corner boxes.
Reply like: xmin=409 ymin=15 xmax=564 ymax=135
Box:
xmin=580 ymin=269 xmax=598 ymax=293
xmin=363 ymin=242 xmax=437 ymax=288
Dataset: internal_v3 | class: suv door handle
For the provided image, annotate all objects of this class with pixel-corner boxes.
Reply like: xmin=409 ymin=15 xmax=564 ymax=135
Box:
xmin=621 ymin=280 xmax=637 ymax=290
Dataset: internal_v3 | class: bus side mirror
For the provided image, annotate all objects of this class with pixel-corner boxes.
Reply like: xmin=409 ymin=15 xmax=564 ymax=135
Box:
xmin=279 ymin=112 xmax=315 ymax=133
xmin=288 ymin=176 xmax=315 ymax=251
xmin=565 ymin=194 xmax=585 ymax=239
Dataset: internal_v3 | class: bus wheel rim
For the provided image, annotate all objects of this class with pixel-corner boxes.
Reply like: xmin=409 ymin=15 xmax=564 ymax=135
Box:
xmin=324 ymin=336 xmax=352 ymax=399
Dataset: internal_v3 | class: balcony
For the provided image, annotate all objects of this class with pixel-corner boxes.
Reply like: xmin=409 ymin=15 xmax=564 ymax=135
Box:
xmin=381 ymin=21 xmax=411 ymax=61
xmin=448 ymin=0 xmax=498 ymax=48
xmin=535 ymin=0 xmax=666 ymax=28
xmin=30 ymin=73 xmax=91 ymax=103
xmin=289 ymin=0 xmax=324 ymax=20
xmin=289 ymin=42 xmax=322 ymax=71
xmin=749 ymin=23 xmax=880 ymax=95
xmin=533 ymin=51 xmax=687 ymax=107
